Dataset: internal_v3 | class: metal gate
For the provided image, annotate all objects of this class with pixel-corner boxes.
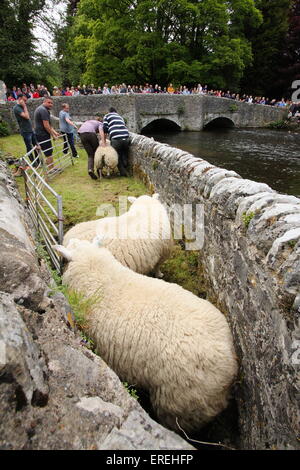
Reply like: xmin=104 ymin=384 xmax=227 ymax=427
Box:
xmin=21 ymin=134 xmax=76 ymax=273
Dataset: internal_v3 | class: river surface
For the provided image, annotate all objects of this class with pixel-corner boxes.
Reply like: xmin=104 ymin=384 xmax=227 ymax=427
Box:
xmin=143 ymin=128 xmax=300 ymax=198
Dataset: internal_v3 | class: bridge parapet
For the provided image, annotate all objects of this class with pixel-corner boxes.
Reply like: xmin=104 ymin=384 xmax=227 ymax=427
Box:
xmin=0 ymin=94 xmax=287 ymax=134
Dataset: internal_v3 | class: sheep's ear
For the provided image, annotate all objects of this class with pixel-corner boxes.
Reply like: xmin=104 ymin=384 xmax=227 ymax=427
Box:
xmin=92 ymin=235 xmax=104 ymax=247
xmin=52 ymin=245 xmax=73 ymax=261
xmin=128 ymin=196 xmax=136 ymax=204
xmin=152 ymin=193 xmax=160 ymax=200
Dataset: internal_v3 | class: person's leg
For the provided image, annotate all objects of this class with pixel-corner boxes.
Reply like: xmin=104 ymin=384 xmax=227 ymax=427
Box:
xmin=111 ymin=138 xmax=126 ymax=176
xmin=21 ymin=132 xmax=33 ymax=154
xmin=22 ymin=132 xmax=40 ymax=166
xmin=66 ymin=133 xmax=78 ymax=158
xmin=79 ymin=132 xmax=99 ymax=178
xmin=36 ymin=135 xmax=54 ymax=170
xmin=120 ymin=138 xmax=130 ymax=169
xmin=31 ymin=133 xmax=41 ymax=167
xmin=63 ymin=134 xmax=69 ymax=154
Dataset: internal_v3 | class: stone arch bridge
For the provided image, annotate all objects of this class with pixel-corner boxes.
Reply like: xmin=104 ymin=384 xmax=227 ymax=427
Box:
xmin=1 ymin=94 xmax=286 ymax=134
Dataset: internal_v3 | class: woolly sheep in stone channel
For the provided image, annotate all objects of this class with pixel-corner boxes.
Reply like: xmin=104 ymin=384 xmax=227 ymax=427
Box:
xmin=63 ymin=194 xmax=173 ymax=277
xmin=94 ymin=142 xmax=118 ymax=178
xmin=53 ymin=238 xmax=238 ymax=434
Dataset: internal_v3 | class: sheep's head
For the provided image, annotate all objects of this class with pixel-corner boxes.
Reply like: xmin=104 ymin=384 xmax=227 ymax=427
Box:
xmin=53 ymin=236 xmax=105 ymax=262
xmin=128 ymin=193 xmax=160 ymax=206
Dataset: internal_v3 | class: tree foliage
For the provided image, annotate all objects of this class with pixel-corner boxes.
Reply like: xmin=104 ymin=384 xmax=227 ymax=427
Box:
xmin=275 ymin=0 xmax=300 ymax=98
xmin=0 ymin=0 xmax=63 ymax=88
xmin=61 ymin=0 xmax=262 ymax=90
xmin=2 ymin=0 xmax=297 ymax=98
xmin=241 ymin=0 xmax=292 ymax=98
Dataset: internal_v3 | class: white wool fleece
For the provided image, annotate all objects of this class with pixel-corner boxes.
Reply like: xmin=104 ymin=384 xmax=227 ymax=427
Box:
xmin=94 ymin=144 xmax=118 ymax=173
xmin=58 ymin=239 xmax=238 ymax=433
xmin=63 ymin=194 xmax=173 ymax=275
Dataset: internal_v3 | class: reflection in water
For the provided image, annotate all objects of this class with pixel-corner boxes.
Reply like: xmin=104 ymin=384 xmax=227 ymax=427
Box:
xmin=142 ymin=128 xmax=300 ymax=198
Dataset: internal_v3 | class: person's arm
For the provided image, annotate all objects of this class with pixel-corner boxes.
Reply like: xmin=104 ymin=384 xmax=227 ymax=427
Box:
xmin=42 ymin=120 xmax=60 ymax=138
xmin=19 ymin=101 xmax=30 ymax=120
xmin=99 ymin=122 xmax=106 ymax=146
xmin=65 ymin=117 xmax=78 ymax=129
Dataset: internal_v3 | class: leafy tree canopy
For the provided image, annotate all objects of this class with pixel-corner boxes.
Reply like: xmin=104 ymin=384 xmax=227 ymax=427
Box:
xmin=0 ymin=0 xmax=63 ymax=88
xmin=63 ymin=0 xmax=262 ymax=90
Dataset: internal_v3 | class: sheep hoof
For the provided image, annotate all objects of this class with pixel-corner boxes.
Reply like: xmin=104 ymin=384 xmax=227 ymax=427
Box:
xmin=155 ymin=270 xmax=164 ymax=279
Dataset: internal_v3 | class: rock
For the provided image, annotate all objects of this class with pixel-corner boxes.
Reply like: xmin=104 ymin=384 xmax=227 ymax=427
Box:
xmin=0 ymin=164 xmax=47 ymax=309
xmin=98 ymin=410 xmax=195 ymax=450
xmin=0 ymin=292 xmax=49 ymax=407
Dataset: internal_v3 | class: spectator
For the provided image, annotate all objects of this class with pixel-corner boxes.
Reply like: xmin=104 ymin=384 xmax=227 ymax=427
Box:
xmin=13 ymin=93 xmax=40 ymax=169
xmin=32 ymin=89 xmax=40 ymax=98
xmin=34 ymin=97 xmax=60 ymax=172
xmin=276 ymin=98 xmax=287 ymax=107
xmin=52 ymin=86 xmax=61 ymax=97
xmin=102 ymin=83 xmax=111 ymax=94
xmin=64 ymin=87 xmax=72 ymax=96
xmin=59 ymin=102 xmax=79 ymax=159
xmin=119 ymin=83 xmax=127 ymax=93
xmin=11 ymin=86 xmax=18 ymax=100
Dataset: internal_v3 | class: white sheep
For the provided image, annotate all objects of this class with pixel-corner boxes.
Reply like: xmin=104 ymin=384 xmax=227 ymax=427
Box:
xmin=63 ymin=194 xmax=173 ymax=277
xmin=53 ymin=237 xmax=238 ymax=433
xmin=94 ymin=143 xmax=118 ymax=178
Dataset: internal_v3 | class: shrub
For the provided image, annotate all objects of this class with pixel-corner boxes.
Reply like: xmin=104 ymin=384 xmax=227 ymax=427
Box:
xmin=229 ymin=104 xmax=238 ymax=113
xmin=0 ymin=119 xmax=10 ymax=137
xmin=268 ymin=120 xmax=289 ymax=129
xmin=242 ymin=211 xmax=255 ymax=228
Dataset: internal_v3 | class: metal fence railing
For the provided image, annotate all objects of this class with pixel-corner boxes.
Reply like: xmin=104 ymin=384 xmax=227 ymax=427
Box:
xmin=20 ymin=134 xmax=77 ymax=273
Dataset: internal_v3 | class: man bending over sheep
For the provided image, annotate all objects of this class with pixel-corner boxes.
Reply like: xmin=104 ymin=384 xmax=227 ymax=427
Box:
xmin=78 ymin=116 xmax=105 ymax=180
xmin=103 ymin=107 xmax=130 ymax=177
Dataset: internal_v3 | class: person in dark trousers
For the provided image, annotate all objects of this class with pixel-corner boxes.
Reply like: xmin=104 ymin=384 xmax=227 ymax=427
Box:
xmin=34 ymin=97 xmax=60 ymax=172
xmin=102 ymin=107 xmax=130 ymax=176
xmin=13 ymin=93 xmax=40 ymax=168
xmin=59 ymin=103 xmax=79 ymax=159
xmin=78 ymin=117 xmax=105 ymax=180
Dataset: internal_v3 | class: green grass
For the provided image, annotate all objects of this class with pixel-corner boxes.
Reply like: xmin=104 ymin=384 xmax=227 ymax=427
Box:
xmin=45 ymin=145 xmax=149 ymax=229
xmin=161 ymin=243 xmax=207 ymax=297
xmin=0 ymin=133 xmax=25 ymax=158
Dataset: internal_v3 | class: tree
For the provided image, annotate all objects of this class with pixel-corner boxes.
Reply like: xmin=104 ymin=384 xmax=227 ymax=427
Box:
xmin=275 ymin=0 xmax=300 ymax=98
xmin=0 ymin=0 xmax=46 ymax=87
xmin=61 ymin=0 xmax=262 ymax=90
xmin=241 ymin=0 xmax=291 ymax=98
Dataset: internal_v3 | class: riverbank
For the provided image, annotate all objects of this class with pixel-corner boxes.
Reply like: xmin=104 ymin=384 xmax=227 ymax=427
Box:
xmin=268 ymin=117 xmax=300 ymax=132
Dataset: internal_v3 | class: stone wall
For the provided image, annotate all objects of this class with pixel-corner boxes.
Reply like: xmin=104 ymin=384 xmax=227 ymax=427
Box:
xmin=0 ymin=161 xmax=194 ymax=450
xmin=128 ymin=133 xmax=300 ymax=450
xmin=0 ymin=94 xmax=286 ymax=134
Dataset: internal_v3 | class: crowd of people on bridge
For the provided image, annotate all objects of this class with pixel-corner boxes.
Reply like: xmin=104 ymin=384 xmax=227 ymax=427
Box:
xmin=4 ymin=81 xmax=296 ymax=109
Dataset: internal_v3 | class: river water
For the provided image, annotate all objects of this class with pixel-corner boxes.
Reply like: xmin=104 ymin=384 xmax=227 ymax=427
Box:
xmin=143 ymin=128 xmax=300 ymax=198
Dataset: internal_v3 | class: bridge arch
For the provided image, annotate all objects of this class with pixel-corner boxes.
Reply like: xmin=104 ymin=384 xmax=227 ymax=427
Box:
xmin=140 ymin=118 xmax=181 ymax=134
xmin=203 ymin=116 xmax=235 ymax=130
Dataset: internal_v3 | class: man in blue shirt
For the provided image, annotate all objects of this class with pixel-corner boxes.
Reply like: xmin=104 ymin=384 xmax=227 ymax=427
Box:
xmin=59 ymin=103 xmax=79 ymax=159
